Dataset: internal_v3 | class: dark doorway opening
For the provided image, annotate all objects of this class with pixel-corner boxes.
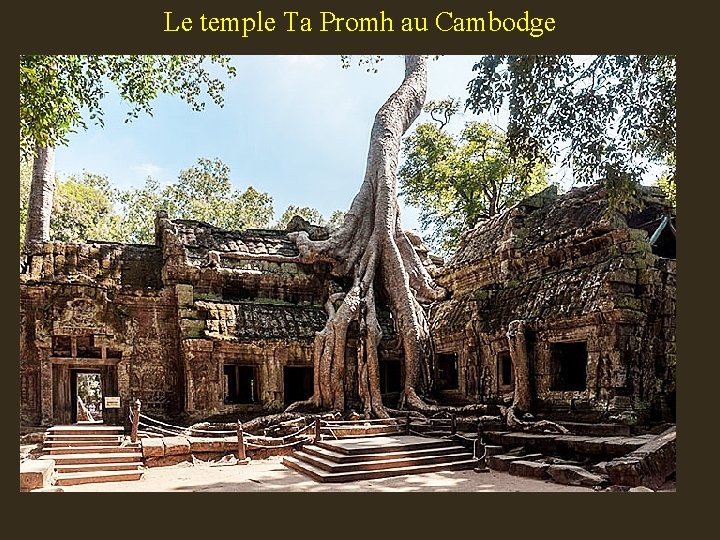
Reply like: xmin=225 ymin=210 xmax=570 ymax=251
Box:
xmin=498 ymin=351 xmax=513 ymax=389
xmin=436 ymin=353 xmax=459 ymax=390
xmin=224 ymin=365 xmax=257 ymax=404
xmin=71 ymin=371 xmax=103 ymax=423
xmin=379 ymin=361 xmax=402 ymax=394
xmin=550 ymin=342 xmax=588 ymax=391
xmin=284 ymin=366 xmax=314 ymax=406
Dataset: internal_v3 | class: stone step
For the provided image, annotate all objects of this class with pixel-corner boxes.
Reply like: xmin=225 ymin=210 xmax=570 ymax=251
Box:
xmin=43 ymin=439 xmax=122 ymax=447
xmin=283 ymin=455 xmax=477 ymax=483
xmin=54 ymin=470 xmax=144 ymax=486
xmin=556 ymin=421 xmax=631 ymax=437
xmin=39 ymin=452 xmax=143 ymax=465
xmin=44 ymin=445 xmax=139 ymax=455
xmin=321 ymin=426 xmax=402 ymax=438
xmin=316 ymin=436 xmax=455 ymax=456
xmin=292 ymin=449 xmax=475 ymax=473
xmin=46 ymin=425 xmax=124 ymax=436
xmin=55 ymin=462 xmax=143 ymax=473
xmin=485 ymin=430 xmax=651 ymax=458
xmin=45 ymin=433 xmax=122 ymax=440
xmin=302 ymin=443 xmax=471 ymax=464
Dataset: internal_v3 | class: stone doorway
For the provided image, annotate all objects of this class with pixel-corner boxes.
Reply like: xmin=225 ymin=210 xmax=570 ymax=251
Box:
xmin=50 ymin=362 xmax=120 ymax=425
xmin=284 ymin=366 xmax=314 ymax=407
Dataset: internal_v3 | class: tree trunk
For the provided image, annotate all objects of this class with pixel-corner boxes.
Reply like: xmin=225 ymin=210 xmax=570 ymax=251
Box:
xmin=288 ymin=56 xmax=447 ymax=418
xmin=507 ymin=319 xmax=532 ymax=412
xmin=24 ymin=145 xmax=55 ymax=250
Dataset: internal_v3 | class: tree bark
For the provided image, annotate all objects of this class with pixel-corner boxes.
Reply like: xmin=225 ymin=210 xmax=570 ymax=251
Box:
xmin=288 ymin=56 xmax=447 ymax=417
xmin=24 ymin=145 xmax=55 ymax=250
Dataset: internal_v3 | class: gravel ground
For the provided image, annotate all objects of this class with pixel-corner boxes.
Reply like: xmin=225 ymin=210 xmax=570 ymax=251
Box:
xmin=56 ymin=455 xmax=599 ymax=492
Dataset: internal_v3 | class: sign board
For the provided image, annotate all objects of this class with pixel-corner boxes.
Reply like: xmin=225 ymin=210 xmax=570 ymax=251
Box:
xmin=104 ymin=396 xmax=121 ymax=409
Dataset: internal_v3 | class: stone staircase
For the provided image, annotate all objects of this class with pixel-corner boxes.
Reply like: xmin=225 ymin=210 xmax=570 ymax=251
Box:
xmin=39 ymin=425 xmax=144 ymax=486
xmin=283 ymin=435 xmax=477 ymax=482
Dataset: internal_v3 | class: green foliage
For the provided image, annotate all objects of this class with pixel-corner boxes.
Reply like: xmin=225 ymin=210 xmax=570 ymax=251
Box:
xmin=341 ymin=55 xmax=384 ymax=73
xmin=76 ymin=373 xmax=102 ymax=409
xmin=399 ymin=104 xmax=548 ymax=254
xmin=656 ymin=175 xmax=676 ymax=207
xmin=20 ymin=55 xmax=236 ymax=158
xmin=114 ymin=177 xmax=164 ymax=244
xmin=466 ymin=55 xmax=676 ymax=210
xmin=51 ymin=172 xmax=123 ymax=243
xmin=19 ymin=157 xmax=277 ymax=246
xmin=275 ymin=205 xmax=326 ymax=229
xmin=117 ymin=158 xmax=275 ymax=243
xmin=326 ymin=210 xmax=346 ymax=230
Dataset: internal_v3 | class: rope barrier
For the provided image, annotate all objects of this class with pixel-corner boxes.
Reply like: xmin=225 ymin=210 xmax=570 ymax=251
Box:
xmin=138 ymin=411 xmax=316 ymax=447
xmin=138 ymin=422 xmax=184 ymax=437
xmin=245 ymin=438 xmax=312 ymax=450
xmin=321 ymin=418 xmax=402 ymax=425
xmin=139 ymin=413 xmax=237 ymax=435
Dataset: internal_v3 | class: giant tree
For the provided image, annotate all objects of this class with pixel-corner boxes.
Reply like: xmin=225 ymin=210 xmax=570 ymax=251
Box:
xmin=466 ymin=55 xmax=676 ymax=207
xmin=287 ymin=56 xmax=447 ymax=417
xmin=19 ymin=55 xmax=236 ymax=251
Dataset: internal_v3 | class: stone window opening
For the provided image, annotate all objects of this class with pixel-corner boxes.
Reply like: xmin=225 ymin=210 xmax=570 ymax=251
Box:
xmin=550 ymin=342 xmax=588 ymax=391
xmin=52 ymin=336 xmax=72 ymax=357
xmin=436 ymin=353 xmax=459 ymax=390
xmin=52 ymin=334 xmax=104 ymax=359
xmin=223 ymin=364 xmax=257 ymax=404
xmin=649 ymin=215 xmax=676 ymax=259
xmin=497 ymin=351 xmax=514 ymax=389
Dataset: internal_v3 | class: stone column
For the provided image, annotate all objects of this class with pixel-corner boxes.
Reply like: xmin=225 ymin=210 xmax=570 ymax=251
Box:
xmin=507 ymin=319 xmax=532 ymax=412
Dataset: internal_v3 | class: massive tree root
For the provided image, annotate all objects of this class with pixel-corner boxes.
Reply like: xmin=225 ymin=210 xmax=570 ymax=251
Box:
xmin=287 ymin=56 xmax=446 ymax=418
xmin=504 ymin=320 xmax=569 ymax=434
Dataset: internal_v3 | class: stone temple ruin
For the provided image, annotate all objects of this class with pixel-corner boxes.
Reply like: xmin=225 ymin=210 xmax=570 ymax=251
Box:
xmin=20 ymin=184 xmax=676 ymax=431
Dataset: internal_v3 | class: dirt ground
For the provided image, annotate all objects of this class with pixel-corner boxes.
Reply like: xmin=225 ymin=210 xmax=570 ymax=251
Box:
xmin=54 ymin=455 xmax=605 ymax=493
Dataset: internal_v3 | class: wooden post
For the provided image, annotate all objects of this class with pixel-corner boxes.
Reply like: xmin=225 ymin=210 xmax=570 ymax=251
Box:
xmin=130 ymin=399 xmax=141 ymax=443
xmin=314 ymin=417 xmax=321 ymax=444
xmin=451 ymin=413 xmax=457 ymax=435
xmin=405 ymin=411 xmax=410 ymax=435
xmin=474 ymin=421 xmax=488 ymax=472
xmin=237 ymin=420 xmax=246 ymax=461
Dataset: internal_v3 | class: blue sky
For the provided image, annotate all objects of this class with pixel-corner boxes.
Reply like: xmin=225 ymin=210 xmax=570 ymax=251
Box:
xmin=54 ymin=55 xmax=498 ymax=233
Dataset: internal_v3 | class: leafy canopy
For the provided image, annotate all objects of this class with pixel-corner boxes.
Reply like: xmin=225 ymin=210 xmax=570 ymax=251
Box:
xmin=275 ymin=205 xmax=326 ymax=229
xmin=399 ymin=100 xmax=548 ymax=254
xmin=466 ymin=55 xmax=676 ymax=209
xmin=20 ymin=157 xmax=277 ymax=246
xmin=20 ymin=167 xmax=123 ymax=248
xmin=117 ymin=158 xmax=274 ymax=243
xmin=20 ymin=55 xmax=236 ymax=157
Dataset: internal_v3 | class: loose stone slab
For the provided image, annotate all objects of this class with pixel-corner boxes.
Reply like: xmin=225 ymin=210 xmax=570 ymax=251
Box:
xmin=488 ymin=453 xmax=543 ymax=472
xmin=509 ymin=460 xmax=549 ymax=479
xmin=547 ymin=464 xmax=606 ymax=487
xmin=141 ymin=437 xmax=164 ymax=458
xmin=20 ymin=459 xmax=55 ymax=492
xmin=606 ymin=426 xmax=675 ymax=489
xmin=163 ymin=436 xmax=191 ymax=456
